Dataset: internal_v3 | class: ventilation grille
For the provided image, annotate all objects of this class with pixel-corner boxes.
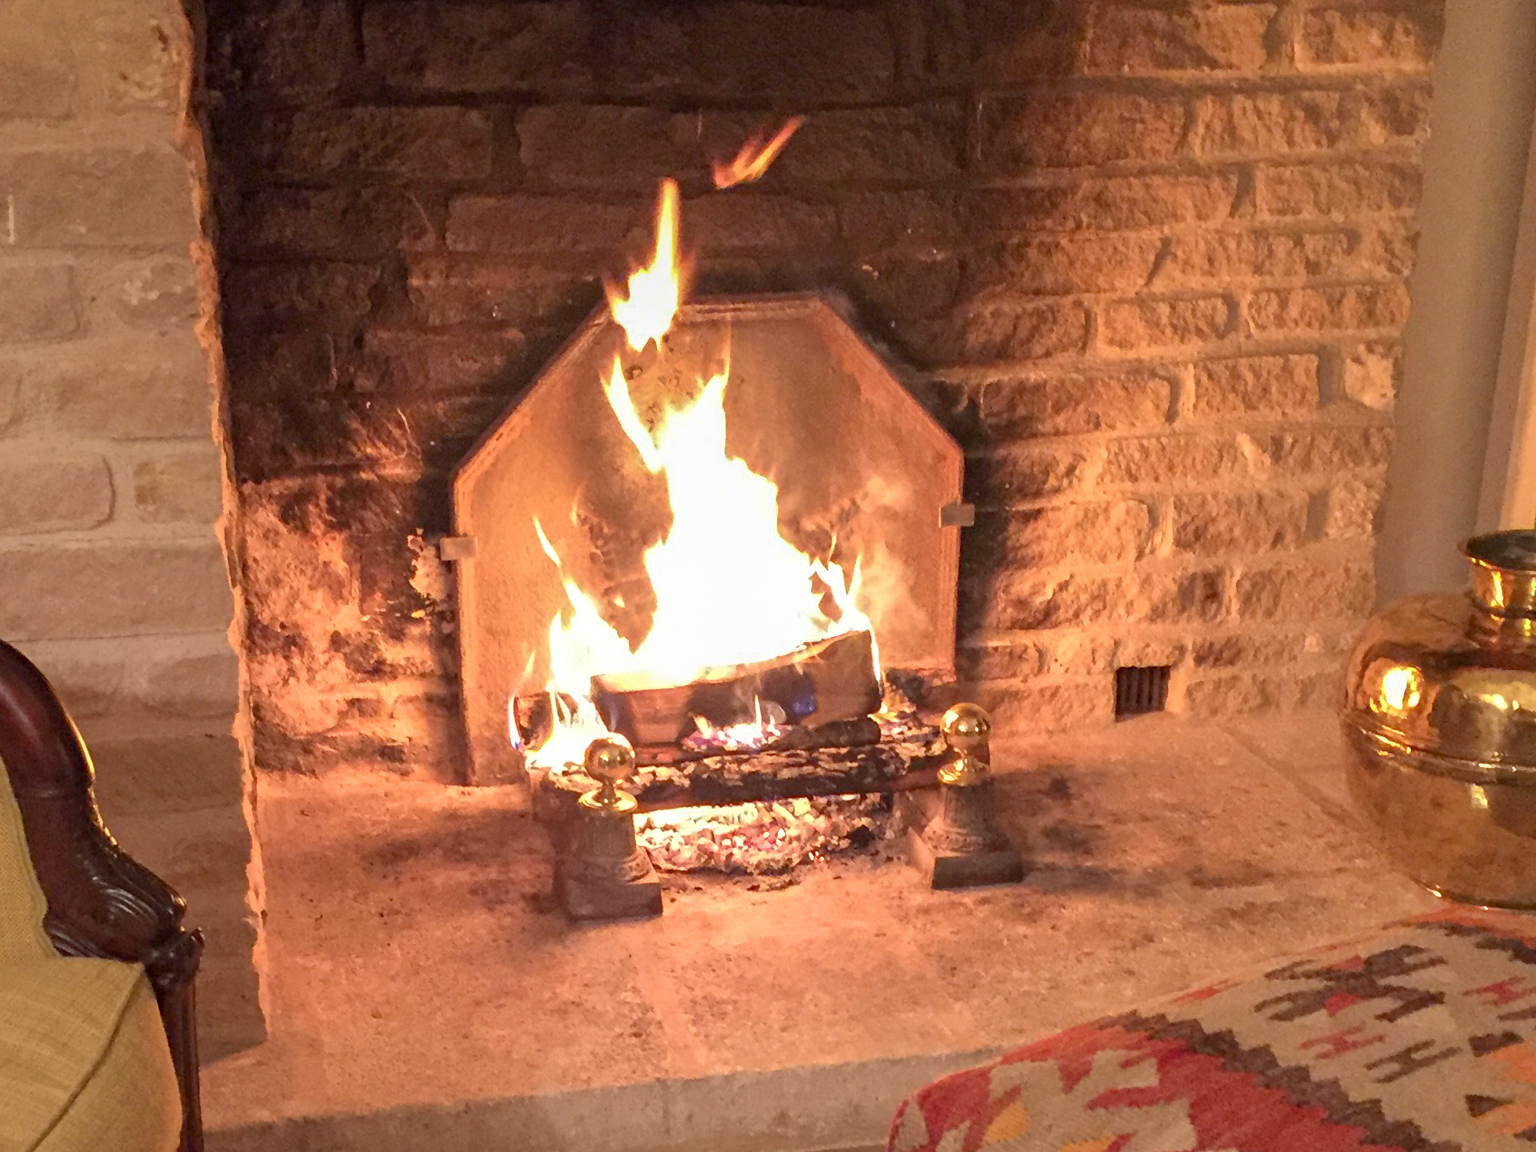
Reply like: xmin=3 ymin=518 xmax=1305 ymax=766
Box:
xmin=1115 ymin=665 xmax=1171 ymax=720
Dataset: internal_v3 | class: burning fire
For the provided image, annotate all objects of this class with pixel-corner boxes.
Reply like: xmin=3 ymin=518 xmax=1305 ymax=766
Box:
xmin=711 ymin=117 xmax=804 ymax=189
xmin=518 ymin=148 xmax=877 ymax=774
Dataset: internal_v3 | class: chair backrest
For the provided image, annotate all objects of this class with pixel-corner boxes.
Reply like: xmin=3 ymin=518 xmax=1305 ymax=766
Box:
xmin=0 ymin=754 xmax=55 ymax=962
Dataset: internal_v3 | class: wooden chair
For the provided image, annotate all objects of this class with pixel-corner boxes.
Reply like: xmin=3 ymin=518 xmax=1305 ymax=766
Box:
xmin=0 ymin=638 xmax=203 ymax=1152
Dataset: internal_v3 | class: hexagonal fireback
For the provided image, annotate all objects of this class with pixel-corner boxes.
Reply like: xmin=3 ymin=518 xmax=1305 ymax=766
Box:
xmin=451 ymin=293 xmax=963 ymax=784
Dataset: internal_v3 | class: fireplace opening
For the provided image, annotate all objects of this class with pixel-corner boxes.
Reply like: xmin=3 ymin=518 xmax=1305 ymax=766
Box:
xmin=197 ymin=0 xmax=1428 ymax=924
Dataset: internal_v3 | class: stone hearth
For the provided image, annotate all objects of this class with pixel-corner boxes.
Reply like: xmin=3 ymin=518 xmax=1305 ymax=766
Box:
xmin=202 ymin=712 xmax=1435 ymax=1152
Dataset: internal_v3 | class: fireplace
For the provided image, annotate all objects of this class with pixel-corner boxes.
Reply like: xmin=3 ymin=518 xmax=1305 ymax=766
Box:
xmin=57 ymin=0 xmax=1434 ymax=1042
xmin=211 ymin=0 xmax=1427 ymax=798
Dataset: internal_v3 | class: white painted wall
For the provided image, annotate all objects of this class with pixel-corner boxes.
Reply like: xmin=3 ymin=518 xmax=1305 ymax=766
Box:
xmin=1376 ymin=0 xmax=1536 ymax=600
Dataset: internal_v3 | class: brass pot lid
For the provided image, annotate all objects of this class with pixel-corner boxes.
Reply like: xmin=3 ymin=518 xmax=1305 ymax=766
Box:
xmin=1345 ymin=591 xmax=1536 ymax=773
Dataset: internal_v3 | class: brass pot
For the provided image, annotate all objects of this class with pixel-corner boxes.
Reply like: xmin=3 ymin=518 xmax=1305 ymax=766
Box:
xmin=1342 ymin=530 xmax=1536 ymax=907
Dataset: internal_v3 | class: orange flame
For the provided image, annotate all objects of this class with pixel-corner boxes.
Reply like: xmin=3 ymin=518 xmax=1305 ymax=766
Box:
xmin=711 ymin=117 xmax=805 ymax=189
xmin=520 ymin=177 xmax=875 ymax=774
xmin=604 ymin=178 xmax=683 ymax=353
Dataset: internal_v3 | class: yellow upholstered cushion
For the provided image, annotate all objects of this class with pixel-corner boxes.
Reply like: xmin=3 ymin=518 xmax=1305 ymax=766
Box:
xmin=0 ymin=958 xmax=180 ymax=1152
xmin=0 ymin=753 xmax=53 ymax=963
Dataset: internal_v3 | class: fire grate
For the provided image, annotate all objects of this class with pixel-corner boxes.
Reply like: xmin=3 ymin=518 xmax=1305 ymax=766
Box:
xmin=1115 ymin=665 xmax=1171 ymax=720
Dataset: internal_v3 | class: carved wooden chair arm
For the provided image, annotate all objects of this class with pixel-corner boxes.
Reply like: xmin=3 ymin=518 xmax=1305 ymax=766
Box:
xmin=0 ymin=638 xmax=204 ymax=1152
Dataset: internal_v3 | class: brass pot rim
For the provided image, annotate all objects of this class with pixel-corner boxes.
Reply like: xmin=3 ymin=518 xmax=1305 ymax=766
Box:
xmin=1463 ymin=529 xmax=1536 ymax=574
xmin=1463 ymin=530 xmax=1536 ymax=618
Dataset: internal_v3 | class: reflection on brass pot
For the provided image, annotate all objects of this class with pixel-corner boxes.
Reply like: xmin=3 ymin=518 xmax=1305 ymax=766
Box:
xmin=1342 ymin=529 xmax=1536 ymax=908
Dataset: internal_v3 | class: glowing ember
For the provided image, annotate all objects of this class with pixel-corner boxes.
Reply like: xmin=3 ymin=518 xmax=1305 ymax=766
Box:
xmin=519 ymin=173 xmax=877 ymax=774
xmin=711 ymin=117 xmax=805 ymax=189
xmin=636 ymin=794 xmax=886 ymax=873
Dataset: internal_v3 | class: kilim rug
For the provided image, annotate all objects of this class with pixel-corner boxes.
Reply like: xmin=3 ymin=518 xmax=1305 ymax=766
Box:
xmin=889 ymin=908 xmax=1536 ymax=1151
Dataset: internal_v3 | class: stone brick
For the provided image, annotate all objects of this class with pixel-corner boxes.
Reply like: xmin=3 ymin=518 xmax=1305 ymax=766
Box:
xmin=16 ymin=640 xmax=126 ymax=718
xmin=80 ymin=0 xmax=187 ymax=114
xmin=683 ymin=194 xmax=840 ymax=253
xmin=1258 ymin=425 xmax=1394 ymax=474
xmin=224 ymin=262 xmax=380 ymax=327
xmin=446 ymin=195 xmax=638 ymax=255
xmin=1247 ymin=283 xmax=1411 ymax=334
xmin=691 ymin=4 xmax=896 ymax=104
xmin=774 ymin=104 xmax=962 ymax=184
xmin=1356 ymin=217 xmax=1420 ymax=278
xmin=131 ymin=445 xmax=225 ymax=524
xmin=966 ymin=235 xmax=1165 ymax=296
xmin=518 ymin=106 xmax=698 ymax=190
xmin=1086 ymin=3 xmax=1275 ymax=73
xmin=980 ymin=91 xmax=1186 ymax=170
xmin=848 ymin=254 xmax=962 ymax=323
xmin=982 ymin=566 xmax=1226 ymax=631
xmin=356 ymin=330 xmax=527 ymax=397
xmin=407 ymin=258 xmax=599 ymax=328
xmin=1159 ymin=227 xmax=1357 ymax=287
xmin=967 ymin=174 xmax=1240 ymax=234
xmin=981 ymin=371 xmax=1172 ymax=437
xmin=0 ymin=449 xmax=112 ymax=534
xmin=968 ymin=502 xmax=1151 ymax=570
xmin=0 ymin=148 xmax=193 ymax=247
xmin=139 ymin=646 xmax=240 ymax=718
xmin=985 ymin=679 xmax=1114 ymax=732
xmin=1298 ymin=3 xmax=1443 ymax=70
xmin=1192 ymin=630 xmax=1303 ymax=669
xmin=1188 ymin=86 xmax=1427 ymax=157
xmin=1322 ymin=475 xmax=1386 ymax=539
xmin=0 ymin=538 xmax=232 ymax=641
xmin=223 ymin=330 xmax=335 ymax=401
xmin=9 ymin=336 xmax=212 ymax=439
xmin=363 ymin=1 xmax=590 ymax=91
xmin=917 ymin=299 xmax=1089 ymax=365
xmin=212 ymin=0 xmax=358 ymax=94
xmin=956 ymin=642 xmax=1044 ymax=682
xmin=0 ymin=31 xmax=73 ymax=117
xmin=964 ymin=443 xmax=1094 ymax=504
xmin=1184 ymin=672 xmax=1284 ymax=716
xmin=240 ymin=108 xmax=494 ymax=181
xmin=1172 ymin=490 xmax=1310 ymax=555
xmin=1099 ymin=295 xmax=1235 ymax=351
xmin=1341 ymin=340 xmax=1400 ymax=409
xmin=971 ymin=0 xmax=1086 ymax=81
xmin=1100 ymin=435 xmax=1253 ymax=486
xmin=839 ymin=191 xmax=964 ymax=250
xmin=229 ymin=187 xmax=437 ymax=260
xmin=88 ymin=728 xmax=245 ymax=816
xmin=0 ymin=263 xmax=79 ymax=342
xmin=1191 ymin=354 xmax=1319 ymax=419
xmin=1352 ymin=81 xmax=1434 ymax=144
xmin=1259 ymin=161 xmax=1421 ymax=217
xmin=1236 ymin=557 xmax=1374 ymax=622
xmin=1046 ymin=632 xmax=1119 ymax=675
xmin=82 ymin=256 xmax=201 ymax=334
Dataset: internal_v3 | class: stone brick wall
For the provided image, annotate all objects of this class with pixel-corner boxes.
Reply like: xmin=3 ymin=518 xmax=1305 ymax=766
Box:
xmin=206 ymin=0 xmax=1442 ymax=775
xmin=0 ymin=0 xmax=263 ymax=1057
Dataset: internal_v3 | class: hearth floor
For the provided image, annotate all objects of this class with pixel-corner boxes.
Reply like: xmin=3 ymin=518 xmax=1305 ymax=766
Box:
xmin=202 ymin=711 xmax=1437 ymax=1152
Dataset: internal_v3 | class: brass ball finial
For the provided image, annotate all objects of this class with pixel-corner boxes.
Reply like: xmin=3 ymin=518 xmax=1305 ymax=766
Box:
xmin=939 ymin=702 xmax=991 ymax=786
xmin=582 ymin=734 xmax=638 ymax=812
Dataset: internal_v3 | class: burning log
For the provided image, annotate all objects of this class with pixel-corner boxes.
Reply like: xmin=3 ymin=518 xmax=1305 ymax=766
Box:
xmin=591 ymin=629 xmax=880 ymax=747
xmin=537 ymin=724 xmax=945 ymax=817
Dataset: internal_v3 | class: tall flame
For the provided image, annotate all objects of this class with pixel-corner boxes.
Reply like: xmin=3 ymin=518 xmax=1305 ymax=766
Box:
xmin=712 ymin=117 xmax=805 ymax=189
xmin=604 ymin=178 xmax=682 ymax=353
xmin=521 ymin=176 xmax=873 ymax=771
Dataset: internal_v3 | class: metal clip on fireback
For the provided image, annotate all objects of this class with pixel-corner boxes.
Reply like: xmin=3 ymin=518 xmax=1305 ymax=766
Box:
xmin=554 ymin=735 xmax=663 ymax=921
xmin=902 ymin=703 xmax=1025 ymax=889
